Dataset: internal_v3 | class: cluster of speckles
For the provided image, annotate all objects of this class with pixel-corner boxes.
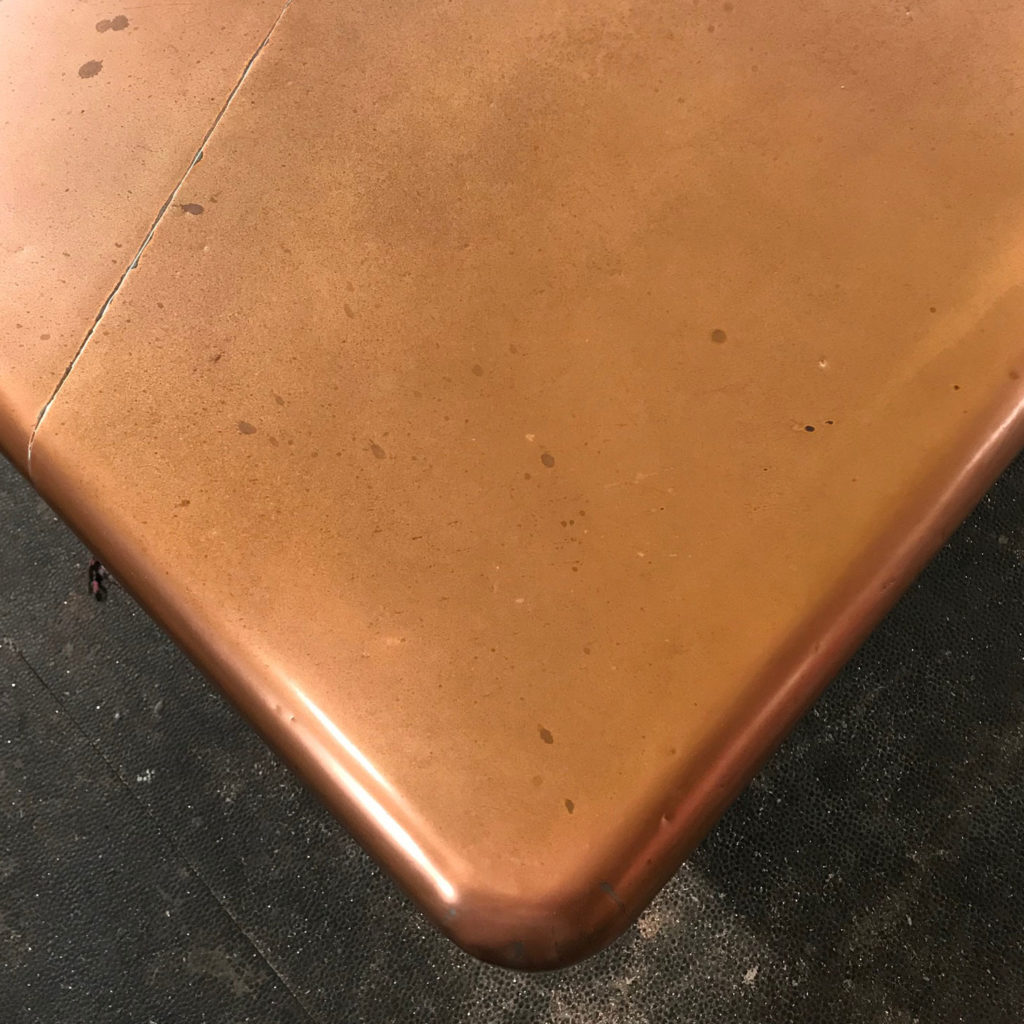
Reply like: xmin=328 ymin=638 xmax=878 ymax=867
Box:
xmin=79 ymin=15 xmax=130 ymax=78
xmin=708 ymin=329 xmax=841 ymax=435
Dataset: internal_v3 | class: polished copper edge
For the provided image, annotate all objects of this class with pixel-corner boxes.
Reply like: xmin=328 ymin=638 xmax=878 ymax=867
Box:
xmin=26 ymin=377 xmax=1024 ymax=968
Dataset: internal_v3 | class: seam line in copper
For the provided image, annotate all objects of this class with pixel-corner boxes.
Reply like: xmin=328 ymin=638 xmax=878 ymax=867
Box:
xmin=24 ymin=0 xmax=295 ymax=474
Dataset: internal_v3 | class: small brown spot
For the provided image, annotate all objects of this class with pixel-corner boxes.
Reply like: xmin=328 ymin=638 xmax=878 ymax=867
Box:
xmin=178 ymin=499 xmax=191 ymax=508
xmin=96 ymin=19 xmax=112 ymax=31
xmin=1010 ymin=369 xmax=1021 ymax=380
xmin=538 ymin=725 xmax=554 ymax=744
xmin=274 ymin=393 xmax=285 ymax=406
xmin=369 ymin=441 xmax=387 ymax=459
xmin=564 ymin=799 xmax=575 ymax=814
xmin=710 ymin=328 xmax=727 ymax=344
xmin=110 ymin=14 xmax=129 ymax=30
xmin=953 ymin=384 xmax=961 ymax=391
xmin=471 ymin=363 xmax=484 ymax=376
xmin=237 ymin=421 xmax=257 ymax=435
xmin=344 ymin=303 xmax=355 ymax=318
xmin=78 ymin=60 xmax=103 ymax=79
xmin=523 ymin=472 xmax=532 ymax=480
xmin=40 ymin=333 xmax=51 ymax=341
xmin=180 ymin=203 xmax=204 ymax=216
xmin=268 ymin=435 xmax=279 ymax=446
xmin=804 ymin=424 xmax=815 ymax=432
xmin=540 ymin=452 xmax=555 ymax=468
xmin=531 ymin=774 xmax=544 ymax=787
xmin=929 ymin=306 xmax=937 ymax=313
xmin=583 ymin=646 xmax=591 ymax=655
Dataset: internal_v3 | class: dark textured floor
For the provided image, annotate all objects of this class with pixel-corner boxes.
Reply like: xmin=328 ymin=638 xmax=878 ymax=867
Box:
xmin=1 ymin=451 xmax=1022 ymax=1024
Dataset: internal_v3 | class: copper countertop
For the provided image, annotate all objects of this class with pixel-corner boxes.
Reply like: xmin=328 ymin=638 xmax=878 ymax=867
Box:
xmin=5 ymin=0 xmax=1024 ymax=967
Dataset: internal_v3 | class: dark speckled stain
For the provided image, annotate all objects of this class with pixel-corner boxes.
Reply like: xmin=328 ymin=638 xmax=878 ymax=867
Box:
xmin=180 ymin=203 xmax=205 ymax=216
xmin=369 ymin=441 xmax=386 ymax=459
xmin=564 ymin=798 xmax=575 ymax=814
xmin=711 ymin=328 xmax=728 ymax=344
xmin=78 ymin=60 xmax=103 ymax=79
xmin=96 ymin=15 xmax=129 ymax=32
xmin=540 ymin=452 xmax=555 ymax=468
xmin=538 ymin=725 xmax=554 ymax=744
xmin=237 ymin=421 xmax=257 ymax=435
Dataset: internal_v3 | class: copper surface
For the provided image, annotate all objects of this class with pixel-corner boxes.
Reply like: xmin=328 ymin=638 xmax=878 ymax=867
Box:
xmin=8 ymin=0 xmax=1024 ymax=968
xmin=0 ymin=0 xmax=286 ymax=472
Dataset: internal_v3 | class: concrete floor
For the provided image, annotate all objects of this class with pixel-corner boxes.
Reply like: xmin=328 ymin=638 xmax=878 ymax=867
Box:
xmin=2 ymin=451 xmax=1023 ymax=1023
